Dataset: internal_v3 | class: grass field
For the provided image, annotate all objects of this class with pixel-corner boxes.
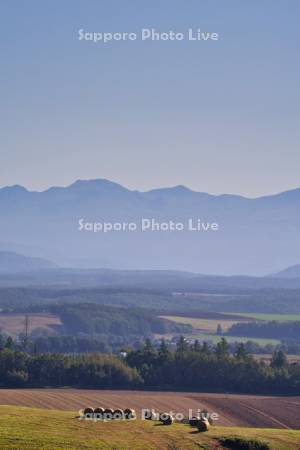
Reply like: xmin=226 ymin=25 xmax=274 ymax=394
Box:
xmin=0 ymin=406 xmax=299 ymax=450
xmin=160 ymin=315 xmax=280 ymax=345
xmin=187 ymin=333 xmax=280 ymax=345
xmin=230 ymin=313 xmax=300 ymax=322
xmin=155 ymin=331 xmax=280 ymax=345
xmin=161 ymin=316 xmax=242 ymax=333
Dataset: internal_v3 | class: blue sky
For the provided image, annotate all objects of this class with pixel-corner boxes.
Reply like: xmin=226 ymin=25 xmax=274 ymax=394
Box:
xmin=1 ymin=0 xmax=299 ymax=196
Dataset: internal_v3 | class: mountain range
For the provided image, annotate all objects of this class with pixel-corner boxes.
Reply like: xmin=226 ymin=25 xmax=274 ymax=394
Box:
xmin=0 ymin=179 xmax=299 ymax=275
xmin=274 ymin=264 xmax=300 ymax=279
xmin=0 ymin=251 xmax=57 ymax=272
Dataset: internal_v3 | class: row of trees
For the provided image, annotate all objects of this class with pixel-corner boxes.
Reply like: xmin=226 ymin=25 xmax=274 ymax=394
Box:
xmin=0 ymin=337 xmax=299 ymax=394
xmin=0 ymin=349 xmax=141 ymax=387
xmin=227 ymin=320 xmax=300 ymax=340
xmin=126 ymin=338 xmax=300 ymax=394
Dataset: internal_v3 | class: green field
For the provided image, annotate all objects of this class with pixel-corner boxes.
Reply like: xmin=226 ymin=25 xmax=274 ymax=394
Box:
xmin=160 ymin=315 xmax=281 ymax=345
xmin=230 ymin=313 xmax=300 ymax=321
xmin=186 ymin=333 xmax=280 ymax=345
xmin=160 ymin=315 xmax=242 ymax=332
xmin=0 ymin=406 xmax=299 ymax=450
xmin=155 ymin=332 xmax=281 ymax=345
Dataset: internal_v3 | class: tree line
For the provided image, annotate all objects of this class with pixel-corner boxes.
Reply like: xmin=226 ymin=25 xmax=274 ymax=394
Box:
xmin=0 ymin=347 xmax=141 ymax=388
xmin=0 ymin=336 xmax=299 ymax=394
xmin=126 ymin=338 xmax=300 ymax=394
xmin=227 ymin=320 xmax=300 ymax=340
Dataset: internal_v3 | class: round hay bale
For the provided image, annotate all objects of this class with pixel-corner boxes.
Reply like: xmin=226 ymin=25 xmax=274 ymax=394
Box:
xmin=94 ymin=407 xmax=104 ymax=419
xmin=197 ymin=418 xmax=210 ymax=432
xmin=103 ymin=408 xmax=114 ymax=420
xmin=159 ymin=413 xmax=174 ymax=426
xmin=189 ymin=416 xmax=200 ymax=427
xmin=83 ymin=407 xmax=94 ymax=419
xmin=113 ymin=409 xmax=125 ymax=420
xmin=124 ymin=408 xmax=136 ymax=420
xmin=143 ymin=409 xmax=155 ymax=420
xmin=200 ymin=409 xmax=213 ymax=425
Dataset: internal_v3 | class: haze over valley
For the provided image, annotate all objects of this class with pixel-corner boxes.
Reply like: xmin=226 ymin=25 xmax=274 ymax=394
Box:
xmin=1 ymin=178 xmax=299 ymax=276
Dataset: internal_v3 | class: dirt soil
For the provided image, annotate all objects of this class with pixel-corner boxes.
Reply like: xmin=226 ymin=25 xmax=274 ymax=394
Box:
xmin=0 ymin=389 xmax=298 ymax=429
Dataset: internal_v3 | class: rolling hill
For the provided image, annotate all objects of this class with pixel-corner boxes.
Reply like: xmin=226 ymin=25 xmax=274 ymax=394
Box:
xmin=0 ymin=405 xmax=299 ymax=449
xmin=0 ymin=251 xmax=57 ymax=272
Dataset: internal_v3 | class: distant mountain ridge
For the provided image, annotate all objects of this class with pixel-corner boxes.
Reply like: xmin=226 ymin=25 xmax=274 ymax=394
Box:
xmin=0 ymin=251 xmax=57 ymax=272
xmin=3 ymin=179 xmax=300 ymax=199
xmin=274 ymin=264 xmax=300 ymax=279
xmin=0 ymin=179 xmax=299 ymax=275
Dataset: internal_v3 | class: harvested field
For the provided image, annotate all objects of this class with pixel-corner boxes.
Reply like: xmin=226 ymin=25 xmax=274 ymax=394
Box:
xmin=0 ymin=313 xmax=61 ymax=336
xmin=160 ymin=315 xmax=245 ymax=332
xmin=158 ymin=314 xmax=281 ymax=344
xmin=0 ymin=389 xmax=298 ymax=430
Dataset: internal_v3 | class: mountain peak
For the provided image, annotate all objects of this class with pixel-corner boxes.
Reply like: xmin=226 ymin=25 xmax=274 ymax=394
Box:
xmin=173 ymin=184 xmax=192 ymax=192
xmin=0 ymin=185 xmax=28 ymax=196
xmin=146 ymin=184 xmax=198 ymax=197
xmin=69 ymin=178 xmax=129 ymax=191
xmin=273 ymin=264 xmax=300 ymax=279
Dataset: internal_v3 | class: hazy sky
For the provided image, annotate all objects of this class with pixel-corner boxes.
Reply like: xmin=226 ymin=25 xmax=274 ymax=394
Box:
xmin=1 ymin=0 xmax=299 ymax=196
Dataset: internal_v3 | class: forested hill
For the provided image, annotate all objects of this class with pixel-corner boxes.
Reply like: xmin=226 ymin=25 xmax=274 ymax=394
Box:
xmin=50 ymin=303 xmax=191 ymax=337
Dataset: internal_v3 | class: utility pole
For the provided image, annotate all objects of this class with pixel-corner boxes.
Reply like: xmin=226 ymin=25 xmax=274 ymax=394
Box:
xmin=22 ymin=314 xmax=30 ymax=351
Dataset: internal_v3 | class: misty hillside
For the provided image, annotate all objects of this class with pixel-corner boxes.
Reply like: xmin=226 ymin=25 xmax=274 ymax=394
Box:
xmin=0 ymin=251 xmax=57 ymax=272
xmin=0 ymin=179 xmax=299 ymax=275
xmin=274 ymin=264 xmax=300 ymax=279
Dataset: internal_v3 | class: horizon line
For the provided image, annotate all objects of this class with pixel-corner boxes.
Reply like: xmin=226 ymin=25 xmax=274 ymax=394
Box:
xmin=0 ymin=177 xmax=299 ymax=200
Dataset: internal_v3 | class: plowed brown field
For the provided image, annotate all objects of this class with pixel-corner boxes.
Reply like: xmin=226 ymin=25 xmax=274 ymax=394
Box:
xmin=0 ymin=389 xmax=298 ymax=429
